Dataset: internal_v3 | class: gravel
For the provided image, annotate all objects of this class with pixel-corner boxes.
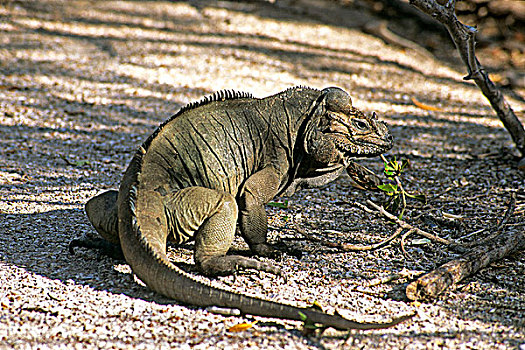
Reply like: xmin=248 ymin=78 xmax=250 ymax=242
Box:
xmin=0 ymin=1 xmax=524 ymax=349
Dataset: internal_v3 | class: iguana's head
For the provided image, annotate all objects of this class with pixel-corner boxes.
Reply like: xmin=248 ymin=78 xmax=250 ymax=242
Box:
xmin=304 ymin=87 xmax=393 ymax=164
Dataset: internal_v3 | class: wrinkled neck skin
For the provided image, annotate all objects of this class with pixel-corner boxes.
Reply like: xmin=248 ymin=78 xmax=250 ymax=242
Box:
xmin=257 ymin=88 xmax=328 ymax=195
xmin=280 ymin=151 xmax=348 ymax=197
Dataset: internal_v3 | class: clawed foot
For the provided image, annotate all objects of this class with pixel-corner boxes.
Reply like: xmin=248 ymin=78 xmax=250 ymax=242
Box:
xmin=69 ymin=235 xmax=124 ymax=260
xmin=250 ymin=242 xmax=281 ymax=258
xmin=251 ymin=242 xmax=303 ymax=259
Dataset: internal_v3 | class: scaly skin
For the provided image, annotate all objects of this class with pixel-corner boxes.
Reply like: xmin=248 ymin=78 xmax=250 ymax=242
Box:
xmin=71 ymin=87 xmax=413 ymax=330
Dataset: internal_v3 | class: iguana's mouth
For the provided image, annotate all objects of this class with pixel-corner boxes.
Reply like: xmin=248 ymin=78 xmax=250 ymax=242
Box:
xmin=331 ymin=133 xmax=393 ymax=157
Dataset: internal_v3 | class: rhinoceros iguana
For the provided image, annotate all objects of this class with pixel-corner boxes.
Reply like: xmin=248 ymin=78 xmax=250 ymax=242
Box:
xmin=71 ymin=86 xmax=412 ymax=330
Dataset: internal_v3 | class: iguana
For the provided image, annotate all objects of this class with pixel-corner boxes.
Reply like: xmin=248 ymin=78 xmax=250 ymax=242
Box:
xmin=71 ymin=86 xmax=411 ymax=330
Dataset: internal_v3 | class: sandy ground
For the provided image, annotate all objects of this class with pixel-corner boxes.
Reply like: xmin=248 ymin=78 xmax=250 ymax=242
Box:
xmin=0 ymin=1 xmax=524 ymax=349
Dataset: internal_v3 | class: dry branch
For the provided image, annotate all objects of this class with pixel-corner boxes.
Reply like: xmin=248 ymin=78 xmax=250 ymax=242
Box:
xmin=288 ymin=192 xmax=521 ymax=301
xmin=294 ymin=225 xmax=405 ymax=251
xmin=357 ymin=200 xmax=454 ymax=246
xmin=362 ymin=268 xmax=425 ymax=288
xmin=406 ymin=229 xmax=525 ymax=301
xmin=408 ymin=0 xmax=525 ymax=157
xmin=457 ymin=192 xmax=516 ymax=248
xmin=356 ymin=195 xmax=523 ymax=300
xmin=404 ymin=195 xmax=522 ymax=301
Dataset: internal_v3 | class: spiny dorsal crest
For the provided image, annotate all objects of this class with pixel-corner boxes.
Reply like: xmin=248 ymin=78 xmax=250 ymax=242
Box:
xmin=177 ymin=89 xmax=254 ymax=116
xmin=286 ymin=85 xmax=318 ymax=92
xmin=280 ymin=85 xmax=320 ymax=96
xmin=141 ymin=90 xmax=255 ymax=152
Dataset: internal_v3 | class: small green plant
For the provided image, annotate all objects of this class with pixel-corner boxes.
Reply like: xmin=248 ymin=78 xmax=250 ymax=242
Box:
xmin=298 ymin=301 xmax=328 ymax=336
xmin=267 ymin=200 xmax=288 ymax=209
xmin=377 ymin=155 xmax=426 ymax=218
xmin=61 ymin=156 xmax=92 ymax=167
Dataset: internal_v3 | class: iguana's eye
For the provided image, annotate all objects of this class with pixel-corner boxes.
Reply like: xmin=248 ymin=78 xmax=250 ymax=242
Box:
xmin=352 ymin=119 xmax=369 ymax=131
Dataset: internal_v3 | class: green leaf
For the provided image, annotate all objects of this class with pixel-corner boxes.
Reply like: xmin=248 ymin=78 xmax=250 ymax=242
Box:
xmin=383 ymin=157 xmax=411 ymax=178
xmin=62 ymin=156 xmax=91 ymax=167
xmin=406 ymin=193 xmax=426 ymax=203
xmin=73 ymin=160 xmax=91 ymax=167
xmin=384 ymin=164 xmax=396 ymax=176
xmin=298 ymin=311 xmax=324 ymax=333
xmin=298 ymin=311 xmax=308 ymax=322
xmin=377 ymin=183 xmax=398 ymax=195
xmin=267 ymin=200 xmax=288 ymax=209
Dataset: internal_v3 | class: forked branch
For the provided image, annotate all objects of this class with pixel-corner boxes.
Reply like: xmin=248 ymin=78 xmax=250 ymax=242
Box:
xmin=409 ymin=0 xmax=525 ymax=156
xmin=295 ymin=192 xmax=521 ymax=300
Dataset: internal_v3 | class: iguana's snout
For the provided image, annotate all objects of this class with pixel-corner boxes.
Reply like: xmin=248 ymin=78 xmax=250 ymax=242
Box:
xmin=369 ymin=113 xmax=394 ymax=151
xmin=322 ymin=107 xmax=393 ymax=158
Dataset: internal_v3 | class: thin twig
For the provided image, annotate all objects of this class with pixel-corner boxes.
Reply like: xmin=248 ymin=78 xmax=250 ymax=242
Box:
xmin=278 ymin=192 xmax=516 ymax=256
xmin=362 ymin=268 xmax=425 ymax=288
xmin=356 ymin=200 xmax=454 ymax=246
xmin=362 ymin=20 xmax=434 ymax=60
xmin=354 ymin=190 xmax=518 ymax=252
xmin=400 ymin=229 xmax=415 ymax=257
xmin=458 ymin=192 xmax=516 ymax=248
xmin=294 ymin=225 xmax=405 ymax=251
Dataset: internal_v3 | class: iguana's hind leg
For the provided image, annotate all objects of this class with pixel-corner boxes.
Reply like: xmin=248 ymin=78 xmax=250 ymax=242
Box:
xmin=69 ymin=190 xmax=124 ymax=260
xmin=85 ymin=190 xmax=120 ymax=243
xmin=165 ymin=187 xmax=280 ymax=276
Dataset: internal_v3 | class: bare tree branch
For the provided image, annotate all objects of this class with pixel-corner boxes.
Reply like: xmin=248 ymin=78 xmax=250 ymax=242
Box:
xmin=359 ymin=200 xmax=454 ymax=246
xmin=294 ymin=225 xmax=406 ymax=251
xmin=405 ymin=229 xmax=525 ymax=301
xmin=409 ymin=0 xmax=525 ymax=157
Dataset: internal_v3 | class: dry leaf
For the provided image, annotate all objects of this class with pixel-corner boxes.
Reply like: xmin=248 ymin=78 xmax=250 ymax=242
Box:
xmin=227 ymin=320 xmax=258 ymax=332
xmin=489 ymin=73 xmax=503 ymax=83
xmin=411 ymin=301 xmax=422 ymax=307
xmin=411 ymin=97 xmax=443 ymax=112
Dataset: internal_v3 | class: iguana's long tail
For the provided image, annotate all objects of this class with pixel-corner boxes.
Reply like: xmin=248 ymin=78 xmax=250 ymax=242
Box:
xmin=118 ymin=152 xmax=413 ymax=331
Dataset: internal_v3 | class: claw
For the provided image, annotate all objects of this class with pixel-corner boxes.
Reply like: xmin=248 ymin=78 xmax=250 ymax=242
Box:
xmin=68 ymin=235 xmax=124 ymax=260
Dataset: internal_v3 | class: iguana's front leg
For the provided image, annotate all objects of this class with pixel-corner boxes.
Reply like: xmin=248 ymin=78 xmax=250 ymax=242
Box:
xmin=238 ymin=167 xmax=281 ymax=257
